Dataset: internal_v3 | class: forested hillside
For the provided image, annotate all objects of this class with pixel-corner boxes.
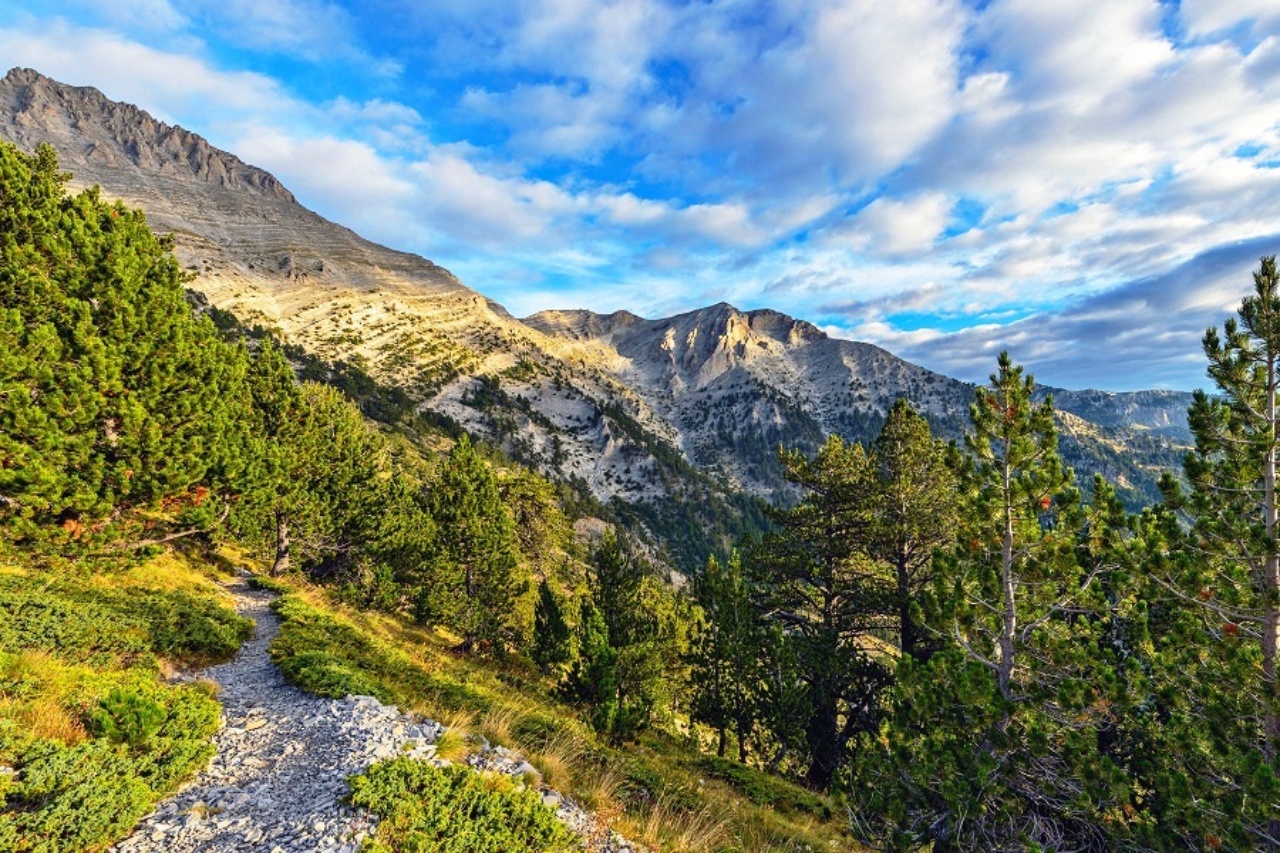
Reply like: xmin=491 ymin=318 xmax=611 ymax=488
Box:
xmin=2 ymin=140 xmax=1278 ymax=852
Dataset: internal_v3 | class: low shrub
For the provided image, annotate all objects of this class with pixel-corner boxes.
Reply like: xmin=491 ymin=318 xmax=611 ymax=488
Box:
xmin=0 ymin=676 xmax=219 ymax=852
xmin=348 ymin=757 xmax=577 ymax=853
xmin=87 ymin=687 xmax=166 ymax=746
xmin=268 ymin=594 xmax=491 ymax=713
xmin=0 ymin=579 xmax=249 ymax=668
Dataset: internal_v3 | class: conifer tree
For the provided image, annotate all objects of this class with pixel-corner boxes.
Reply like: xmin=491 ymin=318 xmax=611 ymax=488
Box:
xmin=1169 ymin=255 xmax=1280 ymax=848
xmin=273 ymin=383 xmax=388 ymax=576
xmin=532 ymin=579 xmax=572 ymax=674
xmin=959 ymin=351 xmax=1076 ymax=700
xmin=850 ymin=353 xmax=1125 ymax=850
xmin=748 ymin=435 xmax=892 ymax=788
xmin=690 ymin=551 xmax=759 ymax=760
xmin=0 ymin=141 xmax=245 ymax=545
xmin=870 ymin=399 xmax=960 ymax=660
xmin=235 ymin=338 xmax=304 ymax=574
xmin=560 ymin=597 xmax=620 ymax=734
xmin=590 ymin=528 xmax=649 ymax=647
xmin=419 ymin=436 xmax=520 ymax=654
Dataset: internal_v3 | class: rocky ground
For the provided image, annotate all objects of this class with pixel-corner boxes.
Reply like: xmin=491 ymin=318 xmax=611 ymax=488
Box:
xmin=112 ymin=579 xmax=641 ymax=853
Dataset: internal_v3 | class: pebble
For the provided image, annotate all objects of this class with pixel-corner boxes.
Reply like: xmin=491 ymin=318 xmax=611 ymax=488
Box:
xmin=110 ymin=579 xmax=645 ymax=853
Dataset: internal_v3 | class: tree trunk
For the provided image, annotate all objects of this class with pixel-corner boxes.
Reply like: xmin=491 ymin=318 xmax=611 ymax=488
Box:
xmin=805 ymin=695 xmax=839 ymax=789
xmin=1265 ymin=357 xmax=1279 ymax=849
xmin=898 ymin=548 xmax=919 ymax=660
xmin=998 ymin=455 xmax=1016 ymax=700
xmin=271 ymin=511 xmax=290 ymax=577
xmin=717 ymin=726 xmax=727 ymax=758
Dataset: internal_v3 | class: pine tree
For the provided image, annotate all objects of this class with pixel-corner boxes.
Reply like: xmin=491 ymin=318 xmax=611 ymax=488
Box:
xmin=960 ymin=350 xmax=1076 ymax=701
xmin=748 ymin=435 xmax=892 ymax=788
xmin=560 ymin=597 xmax=619 ymax=734
xmin=420 ymin=436 xmax=520 ymax=654
xmin=0 ymin=141 xmax=246 ymax=546
xmin=850 ymin=353 xmax=1124 ymax=850
xmin=1168 ymin=255 xmax=1280 ymax=848
xmin=590 ymin=528 xmax=648 ymax=647
xmin=690 ymin=551 xmax=759 ymax=760
xmin=869 ymin=399 xmax=960 ymax=660
xmin=235 ymin=338 xmax=304 ymax=575
xmin=532 ymin=579 xmax=571 ymax=674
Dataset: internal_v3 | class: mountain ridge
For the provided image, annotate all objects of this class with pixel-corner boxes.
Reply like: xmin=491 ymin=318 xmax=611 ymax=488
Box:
xmin=0 ymin=67 xmax=1194 ymax=561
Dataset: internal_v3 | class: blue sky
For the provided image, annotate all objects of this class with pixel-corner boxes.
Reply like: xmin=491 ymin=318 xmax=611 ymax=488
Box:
xmin=3 ymin=0 xmax=1280 ymax=391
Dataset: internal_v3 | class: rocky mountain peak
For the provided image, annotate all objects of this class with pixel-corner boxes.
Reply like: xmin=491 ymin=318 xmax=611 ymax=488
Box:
xmin=0 ymin=67 xmax=294 ymax=202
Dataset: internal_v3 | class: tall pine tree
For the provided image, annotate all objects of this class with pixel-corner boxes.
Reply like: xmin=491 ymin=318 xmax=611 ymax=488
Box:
xmin=1171 ymin=255 xmax=1280 ymax=848
xmin=869 ymin=399 xmax=960 ymax=660
xmin=419 ymin=436 xmax=520 ymax=654
xmin=748 ymin=435 xmax=891 ymax=788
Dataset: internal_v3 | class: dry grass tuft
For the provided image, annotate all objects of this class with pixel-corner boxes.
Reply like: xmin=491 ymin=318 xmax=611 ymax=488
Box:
xmin=477 ymin=702 xmax=523 ymax=748
xmin=527 ymin=728 xmax=587 ymax=792
xmin=577 ymin=761 xmax=626 ymax=820
xmin=630 ymin=791 xmax=731 ymax=853
xmin=433 ymin=708 xmax=476 ymax=761
xmin=0 ymin=695 xmax=87 ymax=744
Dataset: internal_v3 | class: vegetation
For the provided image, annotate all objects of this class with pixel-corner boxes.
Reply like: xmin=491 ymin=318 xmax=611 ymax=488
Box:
xmin=5 ymin=139 xmax=1280 ymax=852
xmin=348 ymin=758 xmax=577 ymax=853
xmin=0 ymin=551 xmax=246 ymax=852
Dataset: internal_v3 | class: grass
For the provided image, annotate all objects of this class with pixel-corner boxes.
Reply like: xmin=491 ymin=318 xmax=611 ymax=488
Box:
xmin=0 ymin=547 xmax=249 ymax=852
xmin=259 ymin=571 xmax=859 ymax=852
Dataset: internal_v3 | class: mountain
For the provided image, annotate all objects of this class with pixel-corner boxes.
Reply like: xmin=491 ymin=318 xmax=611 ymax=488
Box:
xmin=0 ymin=67 xmax=1194 ymax=566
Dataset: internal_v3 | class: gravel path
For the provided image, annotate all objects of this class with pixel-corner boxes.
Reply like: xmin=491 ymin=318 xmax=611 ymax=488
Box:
xmin=112 ymin=581 xmax=439 ymax=853
xmin=111 ymin=578 xmax=643 ymax=853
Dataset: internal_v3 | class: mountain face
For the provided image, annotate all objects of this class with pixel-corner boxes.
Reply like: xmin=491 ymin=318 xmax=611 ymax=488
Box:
xmin=0 ymin=68 xmax=1194 ymax=564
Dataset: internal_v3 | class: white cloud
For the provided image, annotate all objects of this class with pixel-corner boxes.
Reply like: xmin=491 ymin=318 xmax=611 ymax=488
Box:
xmin=1180 ymin=0 xmax=1280 ymax=39
xmin=173 ymin=0 xmax=387 ymax=67
xmin=832 ymin=193 xmax=952 ymax=258
xmin=0 ymin=20 xmax=292 ymax=129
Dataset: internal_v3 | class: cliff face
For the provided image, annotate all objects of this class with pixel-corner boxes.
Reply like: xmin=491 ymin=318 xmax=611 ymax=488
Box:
xmin=1 ymin=67 xmax=295 ymax=201
xmin=0 ymin=67 xmax=1192 ymax=541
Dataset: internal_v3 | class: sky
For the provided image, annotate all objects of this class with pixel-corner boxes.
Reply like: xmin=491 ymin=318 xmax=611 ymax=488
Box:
xmin=3 ymin=1 xmax=1280 ymax=391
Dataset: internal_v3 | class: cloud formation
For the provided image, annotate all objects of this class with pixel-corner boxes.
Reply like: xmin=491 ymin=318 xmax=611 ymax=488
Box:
xmin=2 ymin=1 xmax=1279 ymax=389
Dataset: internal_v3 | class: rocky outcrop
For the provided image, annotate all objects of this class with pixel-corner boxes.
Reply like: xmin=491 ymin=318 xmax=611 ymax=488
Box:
xmin=1 ymin=68 xmax=294 ymax=201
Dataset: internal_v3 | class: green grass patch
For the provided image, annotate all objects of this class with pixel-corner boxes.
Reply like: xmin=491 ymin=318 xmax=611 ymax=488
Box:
xmin=348 ymin=757 xmax=577 ymax=853
xmin=267 ymin=593 xmax=491 ymax=713
xmin=0 ymin=556 xmax=247 ymax=852
xmin=692 ymin=756 xmax=832 ymax=819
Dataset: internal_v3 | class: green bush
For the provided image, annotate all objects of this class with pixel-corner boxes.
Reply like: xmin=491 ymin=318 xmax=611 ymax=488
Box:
xmin=275 ymin=649 xmax=386 ymax=700
xmin=268 ymin=594 xmax=491 ymax=712
xmin=0 ymin=579 xmax=249 ymax=668
xmin=348 ymin=758 xmax=577 ymax=853
xmin=0 ymin=678 xmax=219 ymax=852
xmin=0 ymin=590 xmax=151 ymax=665
xmin=87 ymin=687 xmax=166 ymax=746
xmin=138 ymin=592 xmax=252 ymax=663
